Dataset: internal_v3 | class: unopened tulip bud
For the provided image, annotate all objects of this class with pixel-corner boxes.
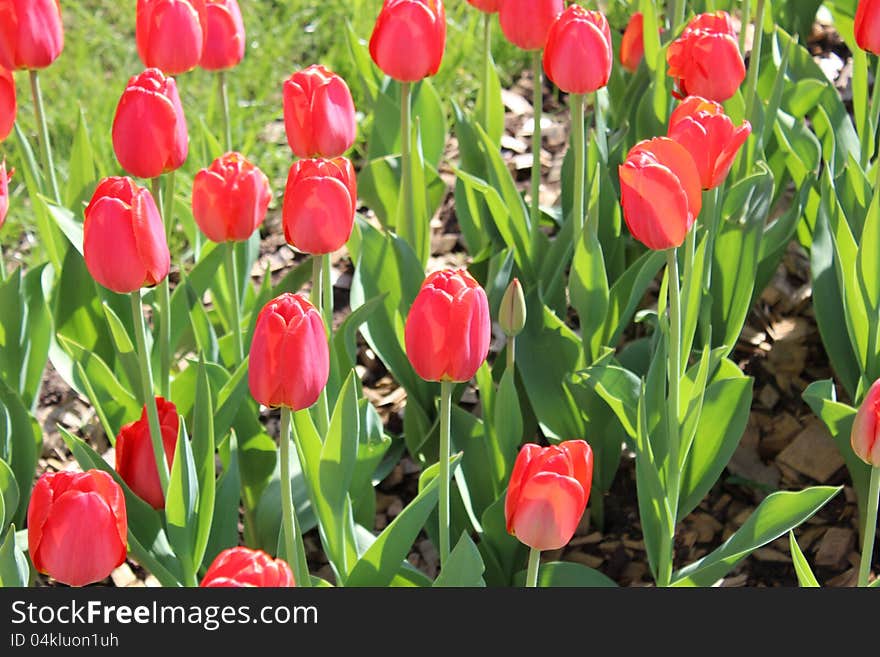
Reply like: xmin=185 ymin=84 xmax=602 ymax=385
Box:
xmin=0 ymin=66 xmax=14 ymax=142
xmin=201 ymin=547 xmax=295 ymax=587
xmin=0 ymin=0 xmax=64 ymax=71
xmin=852 ymin=378 xmax=880 ymax=466
xmin=499 ymin=278 xmax=526 ymax=337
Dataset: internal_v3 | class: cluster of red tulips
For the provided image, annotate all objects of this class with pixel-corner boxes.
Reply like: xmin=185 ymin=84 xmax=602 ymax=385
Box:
xmin=2 ymin=0 xmax=880 ymax=590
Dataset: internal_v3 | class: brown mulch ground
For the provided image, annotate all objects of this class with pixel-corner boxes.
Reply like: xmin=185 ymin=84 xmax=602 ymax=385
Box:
xmin=29 ymin=19 xmax=873 ymax=588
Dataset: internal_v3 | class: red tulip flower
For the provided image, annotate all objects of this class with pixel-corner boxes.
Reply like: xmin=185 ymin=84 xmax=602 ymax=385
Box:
xmin=856 ymin=0 xmax=880 ymax=54
xmin=0 ymin=160 xmax=9 ymax=229
xmin=620 ymin=12 xmax=646 ymax=72
xmin=0 ymin=0 xmax=64 ymax=70
xmin=192 ymin=151 xmax=271 ymax=243
xmin=201 ymin=547 xmax=295 ymax=587
xmin=0 ymin=66 xmax=14 ymax=142
xmin=283 ymin=65 xmax=357 ymax=159
xmin=27 ymin=470 xmax=128 ymax=587
xmin=115 ymin=397 xmax=179 ymax=510
xmin=404 ymin=269 xmax=491 ymax=383
xmin=248 ymin=293 xmax=329 ymax=411
xmin=369 ymin=0 xmax=446 ymax=82
xmin=619 ymin=137 xmax=702 ymax=250
xmin=201 ymin=0 xmax=245 ymax=70
xmin=505 ymin=441 xmax=593 ymax=551
xmin=137 ymin=0 xmax=207 ymax=75
xmin=666 ymin=11 xmax=745 ymax=102
xmin=83 ymin=177 xmax=170 ymax=293
xmin=282 ymin=157 xmax=356 ymax=255
xmin=498 ymin=0 xmax=564 ymax=51
xmin=852 ymin=379 xmax=880 ymax=466
xmin=543 ymin=5 xmax=612 ymax=95
xmin=668 ymin=96 xmax=751 ymax=190
xmin=112 ymin=68 xmax=188 ymax=180
xmin=465 ymin=0 xmax=501 ymax=12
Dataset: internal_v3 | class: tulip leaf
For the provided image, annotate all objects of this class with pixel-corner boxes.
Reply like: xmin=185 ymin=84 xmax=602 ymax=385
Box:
xmin=474 ymin=46 xmax=504 ymax=147
xmin=0 ymin=264 xmax=52 ymax=410
xmin=678 ymin=361 xmax=753 ymax=520
xmin=65 ymin=107 xmax=97 ymax=210
xmin=347 ymin=454 xmax=460 ymax=587
xmin=191 ymin=358 xmax=216 ymax=573
xmin=680 ymin=230 xmax=708 ymax=365
xmin=493 ymin=369 xmax=523 ymax=484
xmin=213 ymin=359 xmax=250 ymax=440
xmin=574 ymin=364 xmax=640 ymax=439
xmin=0 ymin=380 xmax=40 ymax=529
xmin=0 ymin=459 xmax=18 ymax=535
xmin=169 ymin=244 xmax=226 ymax=352
xmin=329 ymin=294 xmax=386 ymax=401
xmin=320 ymin=370 xmax=360 ymax=517
xmin=672 ymin=486 xmax=841 ymax=586
xmin=59 ymin=427 xmax=182 ymax=586
xmin=101 ymin=302 xmax=143 ymax=402
xmin=433 ymin=532 xmax=485 ymax=587
xmin=789 ymin=531 xmax=820 ymax=587
xmin=570 ymin=227 xmax=609 ymax=363
xmin=204 ymin=432 xmax=241 ymax=569
xmin=165 ymin=422 xmax=200 ymax=585
xmin=513 ymin=561 xmax=618 ymax=588
xmin=0 ymin=524 xmax=29 ymax=587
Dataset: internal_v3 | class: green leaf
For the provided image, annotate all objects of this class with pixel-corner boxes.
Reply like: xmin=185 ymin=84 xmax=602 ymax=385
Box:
xmin=0 ymin=524 xmax=29 ymax=587
xmin=204 ymin=432 xmax=241 ymax=568
xmin=789 ymin=531 xmax=820 ymax=587
xmin=514 ymin=561 xmax=618 ymax=587
xmin=474 ymin=46 xmax=504 ymax=146
xmin=0 ymin=459 xmax=18 ymax=534
xmin=346 ymin=454 xmax=460 ymax=587
xmin=433 ymin=532 xmax=485 ymax=587
xmin=65 ymin=107 xmax=97 ymax=209
xmin=191 ymin=358 xmax=216 ymax=572
xmin=0 ymin=380 xmax=40 ymax=528
xmin=101 ymin=302 xmax=143 ymax=404
xmin=672 ymin=487 xmax=841 ymax=586
xmin=574 ymin=364 xmax=640 ymax=439
xmin=169 ymin=244 xmax=226 ymax=352
xmin=492 ymin=369 xmax=522 ymax=482
xmin=320 ymin=370 xmax=360 ymax=515
xmin=165 ymin=422 xmax=199 ymax=584
xmin=569 ymin=228 xmax=608 ymax=362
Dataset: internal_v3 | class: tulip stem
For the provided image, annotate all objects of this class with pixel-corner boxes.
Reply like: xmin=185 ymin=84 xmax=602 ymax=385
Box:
xmin=662 ymin=247 xmax=683 ymax=587
xmin=571 ymin=93 xmax=586 ymax=238
xmin=399 ymin=81 xmax=418 ymax=259
xmin=280 ymin=408 xmax=311 ymax=587
xmin=669 ymin=0 xmax=685 ymax=33
xmin=225 ymin=241 xmax=243 ymax=364
xmin=311 ymin=255 xmax=330 ymax=435
xmin=529 ymin=52 xmax=543 ymax=242
xmin=130 ymin=290 xmax=170 ymax=497
xmin=525 ymin=547 xmax=541 ymax=588
xmin=152 ymin=176 xmax=173 ymax=399
xmin=322 ymin=254 xmax=333 ymax=332
xmin=739 ymin=0 xmax=751 ymax=53
xmin=858 ymin=466 xmax=880 ymax=586
xmin=738 ymin=0 xmax=766 ymax=179
xmin=480 ymin=12 xmax=492 ymax=131
xmin=506 ymin=335 xmax=515 ymax=373
xmin=438 ymin=380 xmax=453 ymax=568
xmin=28 ymin=70 xmax=61 ymax=205
xmin=218 ymin=71 xmax=233 ymax=152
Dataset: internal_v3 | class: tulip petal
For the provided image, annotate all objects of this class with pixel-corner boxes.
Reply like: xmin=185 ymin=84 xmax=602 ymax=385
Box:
xmin=404 ymin=286 xmax=453 ymax=381
xmin=283 ymin=174 xmax=354 ymax=254
xmin=131 ymin=187 xmax=170 ymax=286
xmin=112 ymin=86 xmax=179 ymax=179
xmin=83 ymin=197 xmax=149 ymax=293
xmin=505 ymin=443 xmax=544 ymax=533
xmin=619 ymin=159 xmax=690 ymax=250
xmin=510 ymin=472 xmax=586 ymax=551
xmin=142 ymin=0 xmax=205 ymax=74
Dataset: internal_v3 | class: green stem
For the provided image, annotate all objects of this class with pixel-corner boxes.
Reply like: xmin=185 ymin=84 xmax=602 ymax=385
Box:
xmin=152 ymin=177 xmax=172 ymax=398
xmin=311 ymin=256 xmax=330 ymax=435
xmin=438 ymin=380 xmax=453 ymax=568
xmin=226 ymin=241 xmax=243 ymax=364
xmin=529 ymin=51 xmax=543 ymax=241
xmin=28 ymin=70 xmax=61 ymax=204
xmin=864 ymin=57 xmax=880 ymax=167
xmin=0 ymin=250 xmax=5 ymax=281
xmin=322 ymin=253 xmax=333 ymax=332
xmin=592 ymin=91 xmax=607 ymax=163
xmin=506 ymin=335 xmax=515 ymax=373
xmin=481 ymin=12 xmax=492 ymax=131
xmin=130 ymin=290 xmax=170 ymax=496
xmin=571 ymin=93 xmax=586 ymax=238
xmin=399 ymin=81 xmax=415 ymax=247
xmin=739 ymin=0 xmax=751 ymax=52
xmin=663 ymin=247 xmax=683 ymax=585
xmin=858 ymin=466 xmax=880 ymax=587
xmin=525 ymin=547 xmax=541 ymax=587
xmin=218 ymin=70 xmax=233 ymax=152
xmin=280 ymin=408 xmax=311 ymax=587
xmin=737 ymin=0 xmax=765 ymax=179
xmin=669 ymin=0 xmax=684 ymax=33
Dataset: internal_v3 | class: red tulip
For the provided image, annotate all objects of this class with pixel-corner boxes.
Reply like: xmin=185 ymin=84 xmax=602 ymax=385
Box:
xmin=505 ymin=441 xmax=593 ymax=551
xmin=369 ymin=0 xmax=446 ymax=82
xmin=543 ymin=5 xmax=612 ymax=95
xmin=851 ymin=378 xmax=880 ymax=466
xmin=192 ymin=151 xmax=271 ymax=243
xmin=0 ymin=66 xmax=14 ymax=142
xmin=282 ymin=157 xmax=356 ymax=255
xmin=137 ymin=0 xmax=207 ymax=75
xmin=83 ymin=177 xmax=170 ymax=293
xmin=619 ymin=137 xmax=702 ymax=250
xmin=404 ymin=269 xmax=491 ymax=382
xmin=201 ymin=547 xmax=295 ymax=587
xmin=620 ymin=12 xmax=645 ymax=72
xmin=28 ymin=470 xmax=128 ymax=587
xmin=248 ymin=293 xmax=329 ymax=411
xmin=0 ymin=161 xmax=9 ymax=230
xmin=666 ymin=11 xmax=745 ymax=102
xmin=0 ymin=0 xmax=64 ymax=70
xmin=201 ymin=0 xmax=245 ymax=70
xmin=498 ymin=0 xmax=564 ymax=51
xmin=856 ymin=0 xmax=880 ymax=54
xmin=283 ymin=65 xmax=357 ymax=159
xmin=115 ymin=397 xmax=179 ymax=510
xmin=112 ymin=68 xmax=188 ymax=180
xmin=668 ymin=96 xmax=751 ymax=190
xmin=465 ymin=0 xmax=501 ymax=13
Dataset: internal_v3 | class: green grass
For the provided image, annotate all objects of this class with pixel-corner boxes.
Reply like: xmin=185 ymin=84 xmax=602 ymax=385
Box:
xmin=0 ymin=0 xmax=538 ymax=261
